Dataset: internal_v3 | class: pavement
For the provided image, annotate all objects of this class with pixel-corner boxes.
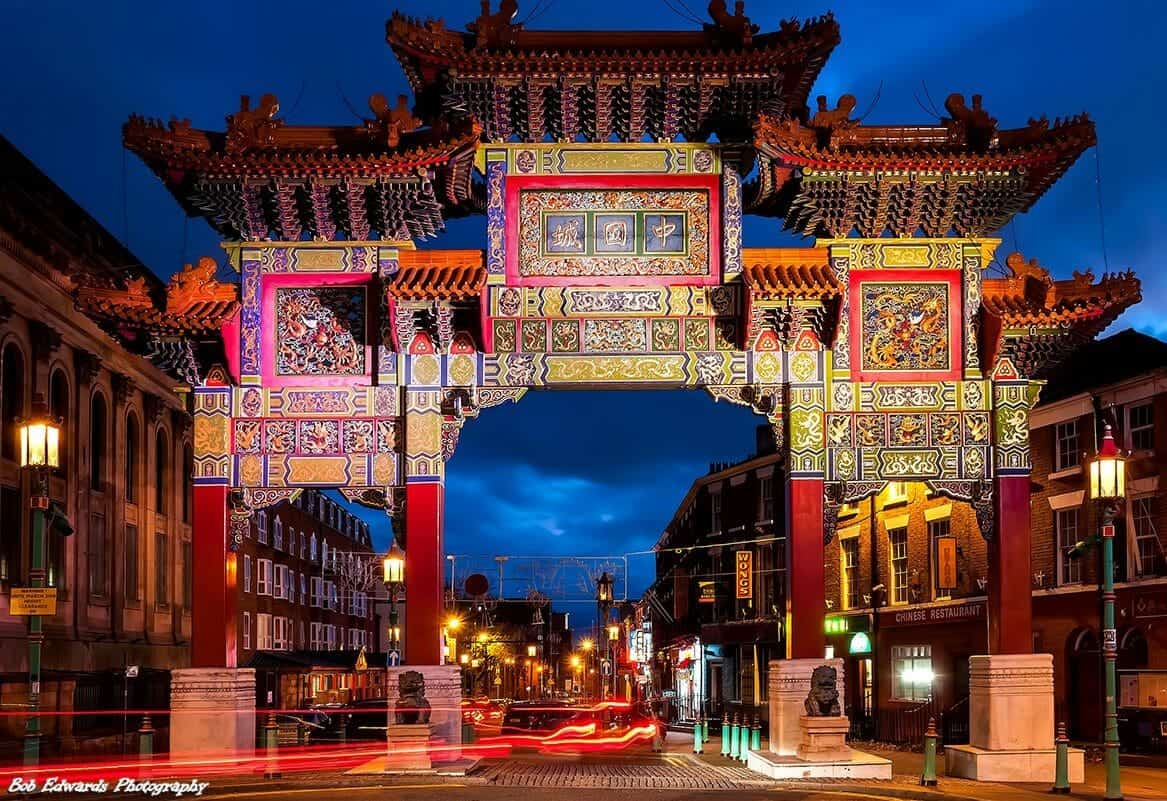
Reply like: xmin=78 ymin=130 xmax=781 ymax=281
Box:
xmin=60 ymin=732 xmax=1167 ymax=800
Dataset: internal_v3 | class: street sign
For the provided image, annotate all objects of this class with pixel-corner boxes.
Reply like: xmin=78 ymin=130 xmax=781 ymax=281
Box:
xmin=125 ymin=666 xmax=139 ymax=678
xmin=735 ymin=551 xmax=753 ymax=600
xmin=936 ymin=537 xmax=957 ymax=589
xmin=602 ymin=659 xmax=612 ymax=677
xmin=388 ymin=650 xmax=401 ymax=666
xmin=1102 ymin=524 xmax=1116 ymax=539
xmin=10 ymin=587 xmax=57 ymax=616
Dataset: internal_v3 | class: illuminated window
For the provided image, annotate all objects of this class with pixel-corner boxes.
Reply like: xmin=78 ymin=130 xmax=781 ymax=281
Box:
xmin=839 ymin=502 xmax=859 ymax=517
xmin=885 ymin=482 xmax=908 ymax=505
xmin=1129 ymin=403 xmax=1155 ymax=452
xmin=929 ymin=518 xmax=952 ymax=601
xmin=1055 ymin=421 xmax=1080 ymax=471
xmin=257 ymin=511 xmax=268 ymax=544
xmin=243 ymin=612 xmax=251 ymax=650
xmin=889 ymin=527 xmax=909 ymax=604
xmin=840 ymin=536 xmax=860 ymax=610
xmin=1133 ymin=496 xmax=1161 ymax=577
xmin=891 ymin=645 xmax=932 ymax=701
xmin=243 ymin=555 xmax=251 ymax=593
xmin=1056 ymin=508 xmax=1081 ymax=585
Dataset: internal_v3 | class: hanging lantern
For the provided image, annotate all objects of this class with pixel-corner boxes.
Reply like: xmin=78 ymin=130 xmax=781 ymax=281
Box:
xmin=1089 ymin=424 xmax=1126 ymax=502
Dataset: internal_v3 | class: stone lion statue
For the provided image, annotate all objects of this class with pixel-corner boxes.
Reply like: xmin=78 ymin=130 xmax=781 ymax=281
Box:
xmin=804 ymin=665 xmax=841 ymax=717
xmin=393 ymin=670 xmax=431 ymax=725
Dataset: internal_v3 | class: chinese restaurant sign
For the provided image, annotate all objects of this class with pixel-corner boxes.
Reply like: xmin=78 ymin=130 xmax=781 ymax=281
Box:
xmin=881 ymin=600 xmax=984 ymax=627
xmin=735 ymin=551 xmax=753 ymax=600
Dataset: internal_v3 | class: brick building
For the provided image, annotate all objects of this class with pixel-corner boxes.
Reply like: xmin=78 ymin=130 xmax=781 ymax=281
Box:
xmin=0 ymin=135 xmax=193 ymax=754
xmin=651 ymin=329 xmax=1167 ymax=744
xmin=237 ymin=489 xmax=383 ymax=708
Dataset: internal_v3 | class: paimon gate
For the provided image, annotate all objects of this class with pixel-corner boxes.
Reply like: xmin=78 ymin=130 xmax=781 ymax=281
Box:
xmin=109 ymin=0 xmax=1138 ymax=774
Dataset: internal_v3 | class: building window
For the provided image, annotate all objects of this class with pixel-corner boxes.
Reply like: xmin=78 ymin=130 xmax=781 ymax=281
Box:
xmin=300 ymin=531 xmax=307 ymax=559
xmin=758 ymin=476 xmax=773 ymax=521
xmin=300 ymin=573 xmax=307 ymax=603
xmin=889 ymin=527 xmax=909 ymax=605
xmin=49 ymin=370 xmax=68 ymax=473
xmin=1 ymin=485 xmax=22 ymax=585
xmin=46 ymin=516 xmax=65 ymax=591
xmin=125 ymin=524 xmax=139 ymax=601
xmin=257 ymin=511 xmax=268 ymax=544
xmin=310 ymin=533 xmax=317 ymax=561
xmin=1056 ymin=507 xmax=1082 ymax=585
xmin=243 ymin=555 xmax=251 ymax=593
xmin=88 ymin=513 xmax=108 ymax=598
xmin=274 ymin=616 xmax=288 ymax=650
xmin=155 ymin=531 xmax=168 ymax=607
xmin=125 ymin=413 xmax=140 ymax=503
xmin=1 ymin=343 xmax=26 ymax=462
xmin=840 ymin=536 xmax=860 ymax=610
xmin=1133 ymin=496 xmax=1161 ymax=577
xmin=1055 ymin=421 xmax=1080 ymax=471
xmin=243 ymin=612 xmax=251 ymax=650
xmin=839 ymin=502 xmax=859 ymax=518
xmin=273 ymin=564 xmax=285 ymax=599
xmin=891 ymin=645 xmax=933 ymax=701
xmin=90 ymin=393 xmax=108 ymax=491
xmin=311 ymin=577 xmax=322 ymax=607
xmin=928 ymin=518 xmax=952 ymax=601
xmin=274 ymin=518 xmax=283 ymax=551
xmin=257 ymin=613 xmax=273 ymax=650
xmin=885 ymin=482 xmax=908 ymax=505
xmin=182 ymin=540 xmax=193 ymax=609
xmin=1129 ymin=403 xmax=1155 ymax=452
xmin=711 ymin=493 xmax=722 ymax=532
xmin=154 ymin=430 xmax=168 ymax=513
xmin=257 ymin=558 xmax=272 ymax=596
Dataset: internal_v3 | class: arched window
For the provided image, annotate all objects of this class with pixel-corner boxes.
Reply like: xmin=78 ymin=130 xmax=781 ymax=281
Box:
xmin=1 ymin=343 xmax=25 ymax=461
xmin=155 ymin=430 xmax=169 ymax=513
xmin=182 ymin=443 xmax=193 ymax=523
xmin=90 ymin=393 xmax=108 ymax=491
xmin=125 ymin=413 xmax=140 ymax=503
xmin=49 ymin=369 xmax=68 ymax=471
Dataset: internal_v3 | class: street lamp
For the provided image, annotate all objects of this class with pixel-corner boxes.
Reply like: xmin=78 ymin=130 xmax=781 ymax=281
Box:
xmin=1088 ymin=423 xmax=1125 ymax=801
xmin=17 ymin=394 xmax=61 ymax=767
xmin=383 ymin=538 xmax=405 ymax=667
xmin=607 ymin=623 xmax=620 ymax=701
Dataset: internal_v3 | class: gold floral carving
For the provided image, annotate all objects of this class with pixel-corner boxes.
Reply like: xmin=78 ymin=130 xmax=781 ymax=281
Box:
xmin=790 ymin=352 xmax=818 ymax=382
xmin=545 ymin=356 xmax=687 ymax=383
xmin=287 ymin=457 xmax=349 ymax=485
xmin=372 ymin=453 xmax=397 ymax=486
xmin=754 ymin=351 xmax=783 ymax=384
xmin=238 ymin=454 xmax=264 ymax=486
xmin=406 ymin=412 xmax=442 ymax=456
xmin=193 ymin=414 xmax=230 ymax=458
xmin=411 ymin=354 xmax=440 ymax=385
xmin=881 ymin=245 xmax=932 ymax=268
xmin=448 ymin=354 xmax=476 ymax=386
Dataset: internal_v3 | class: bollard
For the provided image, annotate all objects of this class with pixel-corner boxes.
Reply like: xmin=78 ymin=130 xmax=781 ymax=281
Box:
xmin=137 ymin=714 xmax=154 ymax=761
xmin=703 ymin=715 xmax=710 ymax=742
xmin=263 ymin=712 xmax=281 ymax=780
xmin=728 ymin=714 xmax=740 ymax=760
xmin=693 ymin=713 xmax=704 ymax=754
xmin=297 ymin=720 xmax=307 ymax=746
xmin=751 ymin=714 xmax=761 ymax=752
xmin=1051 ymin=721 xmax=1071 ymax=794
xmin=738 ymin=713 xmax=749 ymax=760
xmin=720 ymin=713 xmax=730 ymax=756
xmin=920 ymin=717 xmax=938 ymax=787
xmin=651 ymin=718 xmax=664 ymax=753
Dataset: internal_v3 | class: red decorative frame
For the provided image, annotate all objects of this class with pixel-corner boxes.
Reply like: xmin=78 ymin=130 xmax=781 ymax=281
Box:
xmin=848 ymin=269 xmax=963 ymax=382
xmin=259 ymin=272 xmax=374 ymax=388
xmin=504 ymin=173 xmax=722 ymax=287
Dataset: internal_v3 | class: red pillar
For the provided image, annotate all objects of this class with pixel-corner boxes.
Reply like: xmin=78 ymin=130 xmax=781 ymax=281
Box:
xmin=989 ymin=474 xmax=1032 ymax=654
xmin=404 ymin=481 xmax=443 ymax=665
xmin=191 ymin=484 xmax=237 ymax=668
xmin=785 ymin=477 xmax=825 ymax=659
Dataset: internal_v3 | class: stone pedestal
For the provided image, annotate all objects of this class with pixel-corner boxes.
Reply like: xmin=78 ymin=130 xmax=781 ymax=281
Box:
xmin=767 ymin=658 xmax=843 ymax=756
xmin=169 ymin=668 xmax=256 ymax=757
xmin=386 ymin=665 xmax=461 ymax=762
xmin=386 ymin=724 xmax=433 ymax=771
xmin=797 ymin=715 xmax=851 ymax=762
xmin=945 ymin=654 xmax=1084 ymax=783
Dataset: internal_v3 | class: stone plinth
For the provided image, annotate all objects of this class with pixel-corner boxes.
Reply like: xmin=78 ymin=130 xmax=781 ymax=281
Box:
xmin=169 ymin=668 xmax=256 ymax=757
xmin=945 ymin=654 xmax=1084 ymax=783
xmin=767 ymin=658 xmax=843 ymax=756
xmin=797 ymin=714 xmax=851 ymax=762
xmin=386 ymin=665 xmax=461 ymax=762
xmin=747 ymin=748 xmax=892 ymax=780
xmin=386 ymin=724 xmax=433 ymax=771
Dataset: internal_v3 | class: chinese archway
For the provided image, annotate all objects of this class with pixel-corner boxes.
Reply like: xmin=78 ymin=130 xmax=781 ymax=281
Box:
xmin=101 ymin=4 xmax=1138 ymax=684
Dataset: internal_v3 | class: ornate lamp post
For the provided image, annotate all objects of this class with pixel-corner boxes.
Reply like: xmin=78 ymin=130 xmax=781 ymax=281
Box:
xmin=382 ymin=538 xmax=405 ymax=667
xmin=1088 ymin=423 xmax=1125 ymax=801
xmin=17 ymin=395 xmax=61 ymax=767
xmin=607 ymin=623 xmax=620 ymax=700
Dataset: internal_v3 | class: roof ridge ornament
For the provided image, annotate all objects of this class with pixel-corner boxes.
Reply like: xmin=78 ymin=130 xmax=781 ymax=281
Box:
xmin=468 ymin=0 xmax=521 ymax=49
xmin=707 ymin=0 xmax=759 ymax=46
xmin=366 ymin=93 xmax=422 ymax=147
xmin=943 ymin=93 xmax=997 ymax=150
xmin=225 ymin=94 xmax=282 ymax=154
xmin=810 ymin=94 xmax=858 ymax=131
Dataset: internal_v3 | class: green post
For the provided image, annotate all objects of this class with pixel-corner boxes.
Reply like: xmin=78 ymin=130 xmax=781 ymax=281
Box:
xmin=703 ymin=715 xmax=710 ymax=741
xmin=693 ymin=713 xmax=704 ymax=754
xmin=920 ymin=716 xmax=938 ymax=787
xmin=1052 ymin=721 xmax=1071 ymax=794
xmin=263 ymin=712 xmax=281 ymax=779
xmin=720 ymin=713 xmax=730 ymax=756
xmin=138 ymin=714 xmax=154 ymax=761
xmin=728 ymin=713 xmax=740 ymax=759
xmin=1101 ymin=515 xmax=1123 ymax=801
xmin=738 ymin=713 xmax=749 ymax=760
xmin=23 ymin=472 xmax=48 ymax=767
xmin=750 ymin=714 xmax=761 ymax=751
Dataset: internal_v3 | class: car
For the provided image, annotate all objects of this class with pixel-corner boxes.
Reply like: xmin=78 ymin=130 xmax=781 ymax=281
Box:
xmin=314 ymin=698 xmax=391 ymax=741
xmin=499 ymin=701 xmax=577 ymax=735
xmin=462 ymin=698 xmax=506 ymax=728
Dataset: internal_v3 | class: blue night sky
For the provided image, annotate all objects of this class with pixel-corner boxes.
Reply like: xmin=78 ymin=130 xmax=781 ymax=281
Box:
xmin=1 ymin=1 xmax=1164 ymax=606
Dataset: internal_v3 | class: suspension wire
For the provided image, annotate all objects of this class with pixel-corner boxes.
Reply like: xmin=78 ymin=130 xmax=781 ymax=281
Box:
xmin=336 ymin=81 xmax=366 ymax=123
xmin=521 ymin=0 xmax=556 ymax=25
xmin=284 ymin=79 xmax=308 ymax=121
xmin=661 ymin=0 xmax=705 ymax=25
xmin=855 ymin=80 xmax=884 ymax=123
xmin=674 ymin=0 xmax=707 ymax=24
xmin=1094 ymin=145 xmax=1111 ymax=272
xmin=912 ymin=91 xmax=941 ymax=122
xmin=1010 ymin=218 xmax=1022 ymax=256
xmin=920 ymin=79 xmax=944 ymax=119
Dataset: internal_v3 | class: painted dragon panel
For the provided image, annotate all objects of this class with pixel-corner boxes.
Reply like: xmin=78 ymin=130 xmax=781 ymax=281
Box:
xmin=859 ymin=283 xmax=950 ymax=373
xmin=275 ymin=287 xmax=366 ymax=376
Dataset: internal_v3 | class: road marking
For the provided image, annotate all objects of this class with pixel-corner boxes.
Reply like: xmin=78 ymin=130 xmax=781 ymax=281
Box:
xmin=204 ymin=783 xmax=465 ymax=799
xmin=767 ymin=787 xmax=982 ymax=801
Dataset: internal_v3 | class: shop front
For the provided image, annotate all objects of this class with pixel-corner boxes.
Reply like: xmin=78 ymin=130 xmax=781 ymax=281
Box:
xmin=670 ymin=639 xmax=704 ymax=723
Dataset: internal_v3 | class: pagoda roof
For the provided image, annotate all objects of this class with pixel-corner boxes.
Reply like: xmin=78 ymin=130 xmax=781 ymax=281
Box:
xmin=124 ymin=94 xmax=481 ymax=241
xmin=741 ymin=248 xmax=838 ymax=300
xmin=74 ymin=257 xmax=239 ymax=337
xmin=387 ymin=3 xmax=839 ymax=143
xmin=388 ymin=249 xmax=485 ymax=300
xmin=748 ymin=94 xmax=1096 ymax=237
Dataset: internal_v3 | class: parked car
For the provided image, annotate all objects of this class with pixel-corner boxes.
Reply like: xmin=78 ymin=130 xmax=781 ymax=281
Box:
xmin=315 ymin=698 xmax=390 ymax=741
xmin=499 ymin=701 xmax=577 ymax=735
